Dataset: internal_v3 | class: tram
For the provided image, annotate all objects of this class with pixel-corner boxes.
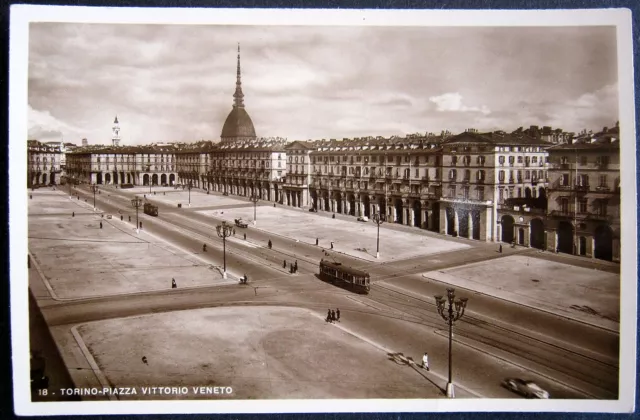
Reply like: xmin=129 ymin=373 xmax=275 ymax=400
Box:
xmin=143 ymin=202 xmax=159 ymax=217
xmin=318 ymin=259 xmax=371 ymax=294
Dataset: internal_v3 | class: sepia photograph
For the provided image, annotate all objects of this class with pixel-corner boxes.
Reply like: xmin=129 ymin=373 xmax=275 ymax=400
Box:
xmin=10 ymin=6 xmax=637 ymax=416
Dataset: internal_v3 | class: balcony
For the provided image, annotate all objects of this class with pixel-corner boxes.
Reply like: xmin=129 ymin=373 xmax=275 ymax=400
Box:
xmin=574 ymin=184 xmax=590 ymax=192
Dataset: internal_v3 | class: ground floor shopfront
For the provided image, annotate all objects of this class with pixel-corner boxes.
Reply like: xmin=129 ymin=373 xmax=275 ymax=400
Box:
xmin=545 ymin=217 xmax=620 ymax=262
xmin=209 ymin=176 xmax=282 ymax=202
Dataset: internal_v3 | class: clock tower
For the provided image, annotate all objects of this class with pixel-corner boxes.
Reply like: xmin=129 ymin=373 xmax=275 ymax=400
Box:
xmin=112 ymin=115 xmax=121 ymax=147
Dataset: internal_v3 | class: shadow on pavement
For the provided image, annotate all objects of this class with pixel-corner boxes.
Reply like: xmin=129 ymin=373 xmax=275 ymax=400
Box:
xmin=387 ymin=352 xmax=445 ymax=396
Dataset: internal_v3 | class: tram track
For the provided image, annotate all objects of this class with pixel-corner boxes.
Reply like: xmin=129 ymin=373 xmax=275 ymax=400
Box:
xmin=367 ymin=282 xmax=619 ymax=397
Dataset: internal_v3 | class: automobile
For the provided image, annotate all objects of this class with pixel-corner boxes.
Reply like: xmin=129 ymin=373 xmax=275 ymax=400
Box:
xmin=357 ymin=216 xmax=369 ymax=222
xmin=106 ymin=214 xmax=113 ymax=219
xmin=161 ymin=183 xmax=169 ymax=187
xmin=502 ymin=378 xmax=550 ymax=399
xmin=223 ymin=192 xmax=229 ymax=196
xmin=308 ymin=208 xmax=318 ymax=212
xmin=234 ymin=218 xmax=248 ymax=228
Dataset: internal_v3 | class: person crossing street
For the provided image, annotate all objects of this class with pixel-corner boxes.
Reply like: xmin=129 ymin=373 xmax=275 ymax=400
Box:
xmin=422 ymin=352 xmax=430 ymax=371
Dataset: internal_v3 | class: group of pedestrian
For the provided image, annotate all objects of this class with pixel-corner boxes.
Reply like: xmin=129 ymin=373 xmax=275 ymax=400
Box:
xmin=289 ymin=260 xmax=298 ymax=273
xmin=326 ymin=308 xmax=340 ymax=323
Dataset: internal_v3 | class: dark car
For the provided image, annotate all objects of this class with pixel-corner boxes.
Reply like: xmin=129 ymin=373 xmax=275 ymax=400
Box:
xmin=308 ymin=208 xmax=318 ymax=212
xmin=502 ymin=378 xmax=549 ymax=399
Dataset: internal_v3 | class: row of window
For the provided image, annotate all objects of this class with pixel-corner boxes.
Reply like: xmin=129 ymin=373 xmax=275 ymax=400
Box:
xmin=558 ymin=173 xmax=616 ymax=188
xmin=557 ymin=198 xmax=608 ymax=216
xmin=558 ymin=155 xmax=611 ymax=166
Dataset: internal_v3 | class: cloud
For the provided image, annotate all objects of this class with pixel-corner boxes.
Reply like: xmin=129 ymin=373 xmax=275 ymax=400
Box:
xmin=26 ymin=24 xmax=618 ymax=144
xmin=429 ymin=93 xmax=491 ymax=115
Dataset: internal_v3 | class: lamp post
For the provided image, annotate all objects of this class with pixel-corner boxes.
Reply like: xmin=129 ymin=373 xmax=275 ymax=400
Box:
xmin=91 ymin=185 xmax=99 ymax=211
xmin=131 ymin=197 xmax=143 ymax=234
xmin=250 ymin=193 xmax=259 ymax=225
xmin=434 ymin=288 xmax=468 ymax=398
xmin=188 ymin=182 xmax=192 ymax=207
xmin=373 ymin=213 xmax=385 ymax=259
xmin=216 ymin=221 xmax=233 ymax=279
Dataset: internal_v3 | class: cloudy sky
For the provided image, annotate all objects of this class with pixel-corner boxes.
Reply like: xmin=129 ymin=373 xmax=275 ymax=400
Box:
xmin=28 ymin=23 xmax=618 ymax=145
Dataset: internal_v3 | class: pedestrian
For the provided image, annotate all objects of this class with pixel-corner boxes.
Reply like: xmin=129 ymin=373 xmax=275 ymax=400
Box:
xmin=290 ymin=264 xmax=294 ymax=274
xmin=422 ymin=352 xmax=430 ymax=371
xmin=499 ymin=244 xmax=502 ymax=253
xmin=99 ymin=221 xmax=103 ymax=229
xmin=268 ymin=240 xmax=272 ymax=249
xmin=294 ymin=260 xmax=298 ymax=272
xmin=332 ymin=213 xmax=336 ymax=219
xmin=129 ymin=216 xmax=131 ymax=222
xmin=120 ymin=215 xmax=123 ymax=221
xmin=336 ymin=308 xmax=340 ymax=322
xmin=139 ymin=221 xmax=143 ymax=229
xmin=164 ymin=192 xmax=166 ymax=195
xmin=30 ymin=194 xmax=32 ymax=199
xmin=315 ymin=238 xmax=319 ymax=246
xmin=244 ymin=233 xmax=247 ymax=240
xmin=233 ymin=228 xmax=236 ymax=236
xmin=331 ymin=241 xmax=334 ymax=250
xmin=331 ymin=310 xmax=336 ymax=322
xmin=326 ymin=309 xmax=332 ymax=323
xmin=171 ymin=278 xmax=177 ymax=288
xmin=273 ymin=203 xmax=276 ymax=208
xmin=72 ymin=212 xmax=75 ymax=217
xmin=144 ymin=194 xmax=146 ymax=198
xmin=283 ymin=259 xmax=287 ymax=269
xmin=101 ymin=214 xmax=104 ymax=218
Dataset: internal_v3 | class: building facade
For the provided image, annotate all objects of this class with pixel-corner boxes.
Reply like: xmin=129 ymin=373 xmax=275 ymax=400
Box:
xmin=210 ymin=138 xmax=287 ymax=202
xmin=545 ymin=127 xmax=620 ymax=261
xmin=27 ymin=140 xmax=63 ymax=186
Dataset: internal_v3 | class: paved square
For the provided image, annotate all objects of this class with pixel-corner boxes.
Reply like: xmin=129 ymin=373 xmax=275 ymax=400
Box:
xmin=76 ymin=306 xmax=444 ymax=399
xmin=423 ymin=255 xmax=619 ymax=329
xmin=28 ymin=189 xmax=95 ymax=215
xmin=29 ymin=192 xmax=229 ymax=299
xmin=198 ymin=206 xmax=469 ymax=262
xmin=141 ymin=189 xmax=249 ymax=209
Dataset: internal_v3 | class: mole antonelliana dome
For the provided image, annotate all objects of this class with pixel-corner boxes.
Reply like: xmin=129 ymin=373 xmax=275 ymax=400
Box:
xmin=220 ymin=44 xmax=257 ymax=144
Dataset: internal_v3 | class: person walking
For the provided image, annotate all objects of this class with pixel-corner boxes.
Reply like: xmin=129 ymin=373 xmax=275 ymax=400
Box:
xmin=315 ymin=238 xmax=319 ymax=246
xmin=499 ymin=244 xmax=502 ymax=253
xmin=171 ymin=278 xmax=177 ymax=289
xmin=120 ymin=215 xmax=123 ymax=221
xmin=129 ymin=215 xmax=131 ymax=222
xmin=336 ymin=308 xmax=340 ymax=322
xmin=326 ymin=309 xmax=332 ymax=323
xmin=99 ymin=221 xmax=103 ymax=229
xmin=283 ymin=259 xmax=287 ymax=269
xmin=294 ymin=260 xmax=298 ymax=272
xmin=268 ymin=240 xmax=272 ymax=249
xmin=72 ymin=212 xmax=75 ymax=217
xmin=244 ymin=233 xmax=246 ymax=240
xmin=422 ymin=352 xmax=430 ymax=371
xmin=139 ymin=221 xmax=143 ymax=229
xmin=330 ymin=241 xmax=334 ymax=250
xmin=330 ymin=310 xmax=336 ymax=323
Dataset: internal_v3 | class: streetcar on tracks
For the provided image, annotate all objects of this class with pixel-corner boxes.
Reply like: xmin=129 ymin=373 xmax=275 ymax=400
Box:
xmin=143 ymin=202 xmax=159 ymax=217
xmin=318 ymin=259 xmax=370 ymax=294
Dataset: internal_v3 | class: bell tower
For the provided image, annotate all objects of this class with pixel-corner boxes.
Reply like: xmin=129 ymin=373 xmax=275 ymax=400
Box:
xmin=112 ymin=115 xmax=121 ymax=147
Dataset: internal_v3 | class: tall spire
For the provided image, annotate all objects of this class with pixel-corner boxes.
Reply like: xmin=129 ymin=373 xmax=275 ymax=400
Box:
xmin=233 ymin=43 xmax=245 ymax=108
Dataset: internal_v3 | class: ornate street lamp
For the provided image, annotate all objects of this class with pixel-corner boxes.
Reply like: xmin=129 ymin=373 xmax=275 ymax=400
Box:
xmin=131 ymin=197 xmax=143 ymax=234
xmin=434 ymin=288 xmax=469 ymax=398
xmin=188 ymin=182 xmax=192 ymax=207
xmin=250 ymin=193 xmax=259 ymax=225
xmin=372 ymin=213 xmax=385 ymax=259
xmin=91 ymin=185 xmax=99 ymax=211
xmin=216 ymin=221 xmax=233 ymax=278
